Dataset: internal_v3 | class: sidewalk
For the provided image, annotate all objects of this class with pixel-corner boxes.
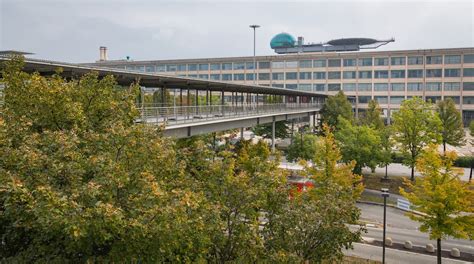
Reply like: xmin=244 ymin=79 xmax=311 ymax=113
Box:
xmin=344 ymin=243 xmax=471 ymax=264
xmin=362 ymin=163 xmax=472 ymax=182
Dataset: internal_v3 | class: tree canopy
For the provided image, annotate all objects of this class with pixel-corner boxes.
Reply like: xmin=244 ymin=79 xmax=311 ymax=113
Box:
xmin=400 ymin=144 xmax=474 ymax=263
xmin=335 ymin=117 xmax=386 ymax=174
xmin=0 ymin=58 xmax=218 ymax=262
xmin=437 ymin=98 xmax=465 ymax=153
xmin=360 ymin=99 xmax=384 ymax=129
xmin=286 ymin=132 xmax=319 ymax=162
xmin=264 ymin=125 xmax=363 ymax=262
xmin=469 ymin=120 xmax=474 ymax=137
xmin=320 ymin=91 xmax=353 ymax=129
xmin=0 ymin=58 xmax=365 ymax=262
xmin=252 ymin=120 xmax=289 ymax=139
xmin=392 ymin=97 xmax=442 ymax=180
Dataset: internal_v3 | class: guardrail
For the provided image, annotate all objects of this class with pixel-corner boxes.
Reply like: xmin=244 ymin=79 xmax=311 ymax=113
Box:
xmin=138 ymin=103 xmax=322 ymax=125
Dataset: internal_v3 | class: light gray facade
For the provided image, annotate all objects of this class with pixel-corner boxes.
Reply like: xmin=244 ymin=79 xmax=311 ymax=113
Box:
xmin=91 ymin=47 xmax=474 ymax=125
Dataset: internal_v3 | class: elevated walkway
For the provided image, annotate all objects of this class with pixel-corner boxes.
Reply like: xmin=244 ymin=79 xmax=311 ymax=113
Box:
xmin=138 ymin=103 xmax=321 ymax=138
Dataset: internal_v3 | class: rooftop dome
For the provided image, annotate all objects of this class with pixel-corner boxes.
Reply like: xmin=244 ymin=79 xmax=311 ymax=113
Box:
xmin=270 ymin=33 xmax=296 ymax=49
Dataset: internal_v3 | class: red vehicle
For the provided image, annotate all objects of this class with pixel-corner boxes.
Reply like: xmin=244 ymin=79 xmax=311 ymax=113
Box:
xmin=287 ymin=176 xmax=314 ymax=193
xmin=279 ymin=162 xmax=315 ymax=195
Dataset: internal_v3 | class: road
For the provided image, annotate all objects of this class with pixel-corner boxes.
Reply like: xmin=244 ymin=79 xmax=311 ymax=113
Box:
xmin=357 ymin=203 xmax=474 ymax=255
xmin=344 ymin=243 xmax=472 ymax=264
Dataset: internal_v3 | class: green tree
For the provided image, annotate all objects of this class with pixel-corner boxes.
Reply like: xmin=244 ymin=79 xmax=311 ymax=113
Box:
xmin=335 ymin=117 xmax=384 ymax=174
xmin=400 ymin=145 xmax=474 ymax=264
xmin=392 ymin=97 xmax=442 ymax=180
xmin=0 ymin=58 xmax=215 ymax=262
xmin=263 ymin=125 xmax=363 ymax=262
xmin=469 ymin=120 xmax=474 ymax=137
xmin=437 ymin=98 xmax=465 ymax=153
xmin=179 ymin=139 xmax=286 ymax=262
xmin=152 ymin=88 xmax=173 ymax=106
xmin=379 ymin=126 xmax=394 ymax=179
xmin=320 ymin=91 xmax=353 ymax=129
xmin=360 ymin=99 xmax=384 ymax=129
xmin=252 ymin=120 xmax=289 ymax=139
xmin=286 ymin=132 xmax=319 ymax=162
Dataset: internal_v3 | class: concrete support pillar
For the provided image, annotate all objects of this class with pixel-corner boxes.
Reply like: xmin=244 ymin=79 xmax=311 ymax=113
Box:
xmin=240 ymin=127 xmax=244 ymax=140
xmin=161 ymin=87 xmax=166 ymax=107
xmin=313 ymin=111 xmax=317 ymax=131
xmin=187 ymin=88 xmax=190 ymax=106
xmin=271 ymin=118 xmax=276 ymax=152
xmin=290 ymin=120 xmax=294 ymax=145
xmin=195 ymin=89 xmax=199 ymax=115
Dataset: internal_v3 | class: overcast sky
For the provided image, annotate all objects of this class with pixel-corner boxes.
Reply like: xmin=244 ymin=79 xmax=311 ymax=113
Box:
xmin=1 ymin=0 xmax=473 ymax=63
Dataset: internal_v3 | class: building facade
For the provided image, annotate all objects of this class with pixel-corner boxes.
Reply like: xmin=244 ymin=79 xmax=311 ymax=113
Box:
xmin=92 ymin=47 xmax=474 ymax=125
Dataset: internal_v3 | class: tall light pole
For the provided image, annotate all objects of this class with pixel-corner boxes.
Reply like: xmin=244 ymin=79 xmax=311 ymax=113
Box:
xmin=381 ymin=188 xmax=390 ymax=264
xmin=249 ymin=25 xmax=260 ymax=87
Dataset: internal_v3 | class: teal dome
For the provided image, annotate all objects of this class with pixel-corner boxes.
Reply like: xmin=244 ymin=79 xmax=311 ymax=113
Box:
xmin=270 ymin=33 xmax=296 ymax=49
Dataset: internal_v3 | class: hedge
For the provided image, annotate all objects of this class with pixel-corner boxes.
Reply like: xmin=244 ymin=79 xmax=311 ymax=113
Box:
xmin=391 ymin=152 xmax=474 ymax=168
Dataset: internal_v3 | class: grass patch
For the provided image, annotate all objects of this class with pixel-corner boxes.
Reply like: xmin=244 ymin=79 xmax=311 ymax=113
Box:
xmin=359 ymin=192 xmax=396 ymax=205
xmin=362 ymin=173 xmax=407 ymax=195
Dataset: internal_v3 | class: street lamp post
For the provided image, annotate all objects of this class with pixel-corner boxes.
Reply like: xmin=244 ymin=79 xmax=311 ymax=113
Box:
xmin=249 ymin=24 xmax=260 ymax=105
xmin=381 ymin=188 xmax=390 ymax=264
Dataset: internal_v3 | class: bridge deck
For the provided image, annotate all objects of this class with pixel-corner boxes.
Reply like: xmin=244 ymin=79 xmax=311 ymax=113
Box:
xmin=137 ymin=103 xmax=322 ymax=138
xmin=139 ymin=103 xmax=321 ymax=127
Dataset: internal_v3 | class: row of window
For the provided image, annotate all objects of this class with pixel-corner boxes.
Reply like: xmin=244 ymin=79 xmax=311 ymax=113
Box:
xmin=267 ymin=82 xmax=474 ymax=93
xmin=340 ymin=82 xmax=466 ymax=92
xmin=357 ymin=96 xmax=474 ymax=105
xmin=121 ymin=54 xmax=474 ymax=73
xmin=182 ymin=69 xmax=474 ymax=81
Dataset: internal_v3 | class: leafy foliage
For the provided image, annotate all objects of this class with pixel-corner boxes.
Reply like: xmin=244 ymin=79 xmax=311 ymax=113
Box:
xmin=0 ymin=58 xmax=365 ymax=262
xmin=437 ymin=98 xmax=465 ymax=153
xmin=252 ymin=120 xmax=289 ymax=139
xmin=392 ymin=97 xmax=442 ymax=180
xmin=378 ymin=126 xmax=394 ymax=177
xmin=0 ymin=58 xmax=214 ymax=262
xmin=360 ymin=100 xmax=384 ymax=129
xmin=335 ymin=117 xmax=385 ymax=174
xmin=285 ymin=132 xmax=319 ymax=162
xmin=320 ymin=91 xmax=353 ymax=129
xmin=400 ymin=145 xmax=474 ymax=263
xmin=264 ymin=125 xmax=363 ymax=263
xmin=470 ymin=120 xmax=474 ymax=137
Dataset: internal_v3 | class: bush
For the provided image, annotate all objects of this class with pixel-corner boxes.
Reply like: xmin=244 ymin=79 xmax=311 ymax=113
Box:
xmin=391 ymin=152 xmax=473 ymax=168
xmin=391 ymin=152 xmax=405 ymax=163
xmin=453 ymin=156 xmax=474 ymax=168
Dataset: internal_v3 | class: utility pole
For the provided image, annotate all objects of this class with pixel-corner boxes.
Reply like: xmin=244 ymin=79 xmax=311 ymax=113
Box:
xmin=381 ymin=188 xmax=390 ymax=264
xmin=249 ymin=24 xmax=260 ymax=105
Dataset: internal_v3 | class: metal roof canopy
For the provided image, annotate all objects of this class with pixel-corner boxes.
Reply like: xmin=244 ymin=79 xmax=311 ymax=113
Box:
xmin=0 ymin=57 xmax=327 ymax=97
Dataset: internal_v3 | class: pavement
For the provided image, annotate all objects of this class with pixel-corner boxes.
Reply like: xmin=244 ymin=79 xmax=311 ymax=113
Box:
xmin=344 ymin=243 xmax=472 ymax=264
xmin=355 ymin=203 xmax=474 ymax=258
xmin=362 ymin=163 xmax=472 ymax=182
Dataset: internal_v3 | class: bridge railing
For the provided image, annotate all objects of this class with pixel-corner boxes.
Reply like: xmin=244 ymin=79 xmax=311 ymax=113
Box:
xmin=138 ymin=103 xmax=321 ymax=125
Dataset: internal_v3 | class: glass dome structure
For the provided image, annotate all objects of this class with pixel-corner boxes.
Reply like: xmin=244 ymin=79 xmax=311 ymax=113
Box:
xmin=270 ymin=33 xmax=296 ymax=49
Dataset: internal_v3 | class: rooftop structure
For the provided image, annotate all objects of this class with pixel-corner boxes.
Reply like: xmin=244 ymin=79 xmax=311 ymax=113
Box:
xmin=270 ymin=33 xmax=394 ymax=54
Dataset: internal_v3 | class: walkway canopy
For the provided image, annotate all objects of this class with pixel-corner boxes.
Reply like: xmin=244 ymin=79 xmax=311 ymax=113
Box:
xmin=0 ymin=56 xmax=327 ymax=98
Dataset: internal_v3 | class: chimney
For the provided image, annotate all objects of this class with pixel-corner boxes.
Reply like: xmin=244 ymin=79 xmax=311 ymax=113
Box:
xmin=99 ymin=46 xmax=108 ymax=61
xmin=297 ymin=36 xmax=304 ymax=47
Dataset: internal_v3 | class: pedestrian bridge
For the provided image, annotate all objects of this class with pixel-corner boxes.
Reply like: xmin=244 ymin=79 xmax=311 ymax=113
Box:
xmin=138 ymin=102 xmax=322 ymax=138
xmin=0 ymin=55 xmax=327 ymax=141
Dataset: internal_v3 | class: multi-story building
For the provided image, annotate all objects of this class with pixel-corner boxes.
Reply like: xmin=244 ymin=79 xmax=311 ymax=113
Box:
xmin=91 ymin=47 xmax=474 ymax=125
